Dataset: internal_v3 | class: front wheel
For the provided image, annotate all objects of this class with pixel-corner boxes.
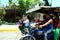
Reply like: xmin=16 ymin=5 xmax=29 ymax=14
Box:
xmin=20 ymin=36 xmax=35 ymax=40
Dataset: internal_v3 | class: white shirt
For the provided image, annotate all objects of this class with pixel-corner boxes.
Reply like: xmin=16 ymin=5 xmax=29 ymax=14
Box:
xmin=23 ymin=19 xmax=30 ymax=26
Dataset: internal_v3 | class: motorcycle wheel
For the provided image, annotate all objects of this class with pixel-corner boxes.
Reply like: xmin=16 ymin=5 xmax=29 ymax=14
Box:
xmin=20 ymin=36 xmax=35 ymax=40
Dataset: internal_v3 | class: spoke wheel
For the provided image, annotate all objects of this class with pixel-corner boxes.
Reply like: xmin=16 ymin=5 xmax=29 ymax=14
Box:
xmin=20 ymin=36 xmax=35 ymax=40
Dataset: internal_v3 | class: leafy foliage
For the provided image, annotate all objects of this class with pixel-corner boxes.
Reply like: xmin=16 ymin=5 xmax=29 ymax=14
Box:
xmin=18 ymin=0 xmax=39 ymax=10
xmin=0 ymin=9 xmax=2 ymax=16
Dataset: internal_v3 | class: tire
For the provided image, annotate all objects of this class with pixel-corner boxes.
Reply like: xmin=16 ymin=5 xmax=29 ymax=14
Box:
xmin=20 ymin=36 xmax=35 ymax=40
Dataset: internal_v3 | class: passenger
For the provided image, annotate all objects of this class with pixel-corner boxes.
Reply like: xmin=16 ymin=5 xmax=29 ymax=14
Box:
xmin=18 ymin=14 xmax=25 ymax=34
xmin=53 ymin=14 xmax=60 ymax=40
xmin=39 ymin=13 xmax=54 ymax=40
xmin=19 ymin=14 xmax=30 ymax=34
xmin=19 ymin=15 xmax=25 ymax=30
xmin=23 ymin=14 xmax=30 ymax=28
xmin=35 ymin=14 xmax=41 ymax=24
xmin=23 ymin=14 xmax=30 ymax=34
xmin=53 ymin=14 xmax=59 ymax=29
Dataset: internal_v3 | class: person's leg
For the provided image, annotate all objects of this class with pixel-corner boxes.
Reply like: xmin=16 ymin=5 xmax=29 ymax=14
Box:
xmin=44 ymin=29 xmax=52 ymax=40
xmin=53 ymin=28 xmax=60 ymax=40
xmin=23 ymin=26 xmax=30 ymax=34
xmin=34 ymin=29 xmax=43 ymax=40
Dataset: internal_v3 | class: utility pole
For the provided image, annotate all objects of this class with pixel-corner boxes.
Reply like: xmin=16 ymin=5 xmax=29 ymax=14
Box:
xmin=14 ymin=3 xmax=16 ymax=21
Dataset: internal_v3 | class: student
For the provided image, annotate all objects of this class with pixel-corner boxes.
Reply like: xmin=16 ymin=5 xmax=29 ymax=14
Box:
xmin=19 ymin=15 xmax=24 ymax=30
xmin=53 ymin=14 xmax=59 ymax=28
xmin=23 ymin=14 xmax=30 ymax=34
xmin=35 ymin=17 xmax=40 ymax=24
xmin=18 ymin=14 xmax=26 ymax=34
xmin=53 ymin=14 xmax=60 ymax=40
xmin=35 ymin=14 xmax=41 ymax=24
xmin=23 ymin=15 xmax=30 ymax=28
xmin=39 ymin=13 xmax=54 ymax=40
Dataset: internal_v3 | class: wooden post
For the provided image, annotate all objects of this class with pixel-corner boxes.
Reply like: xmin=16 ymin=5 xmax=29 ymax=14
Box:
xmin=14 ymin=7 xmax=16 ymax=21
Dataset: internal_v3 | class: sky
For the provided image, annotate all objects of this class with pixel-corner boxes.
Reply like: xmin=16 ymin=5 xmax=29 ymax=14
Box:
xmin=52 ymin=0 xmax=60 ymax=7
xmin=0 ymin=0 xmax=8 ymax=6
xmin=0 ymin=0 xmax=60 ymax=7
xmin=0 ymin=0 xmax=18 ymax=7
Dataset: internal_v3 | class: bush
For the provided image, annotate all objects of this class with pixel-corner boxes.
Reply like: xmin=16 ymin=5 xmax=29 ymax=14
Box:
xmin=0 ymin=19 xmax=2 ymax=25
xmin=15 ymin=16 xmax=20 ymax=22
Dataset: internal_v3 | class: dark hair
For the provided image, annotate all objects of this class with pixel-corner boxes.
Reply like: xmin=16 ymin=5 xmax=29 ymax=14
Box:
xmin=53 ymin=13 xmax=59 ymax=20
xmin=43 ymin=14 xmax=46 ymax=19
xmin=24 ymin=14 xmax=31 ymax=22
xmin=43 ymin=13 xmax=53 ymax=19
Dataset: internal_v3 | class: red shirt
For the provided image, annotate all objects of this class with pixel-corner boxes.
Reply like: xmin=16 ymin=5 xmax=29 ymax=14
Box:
xmin=19 ymin=19 xmax=23 ymax=27
xmin=54 ymin=19 xmax=59 ymax=27
xmin=35 ymin=19 xmax=40 ymax=23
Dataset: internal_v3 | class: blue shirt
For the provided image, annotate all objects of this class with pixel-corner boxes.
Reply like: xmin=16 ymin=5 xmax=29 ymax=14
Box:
xmin=44 ymin=19 xmax=54 ymax=30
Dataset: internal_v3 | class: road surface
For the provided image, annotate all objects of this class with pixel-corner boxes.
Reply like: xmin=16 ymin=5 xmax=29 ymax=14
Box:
xmin=0 ymin=25 xmax=23 ymax=40
xmin=0 ymin=32 xmax=23 ymax=40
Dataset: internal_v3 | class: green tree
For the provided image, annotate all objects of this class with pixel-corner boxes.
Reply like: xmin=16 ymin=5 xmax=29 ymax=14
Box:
xmin=0 ymin=9 xmax=2 ymax=16
xmin=18 ymin=0 xmax=26 ymax=10
xmin=9 ymin=0 xmax=12 ymax=8
xmin=18 ymin=0 xmax=38 ymax=11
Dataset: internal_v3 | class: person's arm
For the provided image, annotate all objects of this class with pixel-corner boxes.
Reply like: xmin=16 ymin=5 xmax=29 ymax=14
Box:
xmin=57 ymin=20 xmax=59 ymax=28
xmin=40 ymin=19 xmax=53 ymax=28
xmin=57 ymin=24 xmax=60 ymax=28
